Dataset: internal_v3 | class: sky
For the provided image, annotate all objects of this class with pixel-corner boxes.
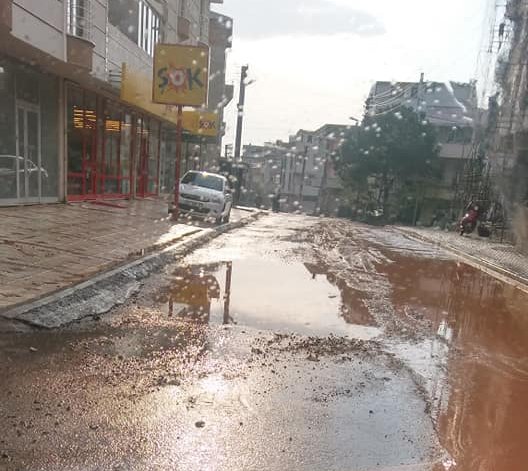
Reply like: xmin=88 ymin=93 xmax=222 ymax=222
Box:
xmin=214 ymin=0 xmax=493 ymax=147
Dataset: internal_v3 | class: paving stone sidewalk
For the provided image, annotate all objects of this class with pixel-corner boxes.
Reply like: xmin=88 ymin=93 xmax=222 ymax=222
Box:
xmin=0 ymin=199 xmax=247 ymax=312
xmin=396 ymin=226 xmax=528 ymax=285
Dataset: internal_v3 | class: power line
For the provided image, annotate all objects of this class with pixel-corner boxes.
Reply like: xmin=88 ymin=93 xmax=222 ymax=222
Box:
xmin=366 ymin=102 xmax=406 ymax=118
xmin=369 ymin=84 xmax=413 ymax=101
xmin=369 ymin=85 xmax=414 ymax=107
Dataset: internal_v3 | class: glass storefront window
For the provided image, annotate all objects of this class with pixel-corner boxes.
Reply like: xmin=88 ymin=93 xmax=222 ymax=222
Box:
xmin=159 ymin=128 xmax=180 ymax=196
xmin=120 ymin=113 xmax=132 ymax=195
xmin=149 ymin=120 xmax=160 ymax=194
xmin=0 ymin=59 xmax=58 ymax=203
xmin=0 ymin=60 xmax=16 ymax=199
xmin=134 ymin=115 xmax=161 ymax=197
xmin=135 ymin=116 xmax=145 ymax=196
xmin=67 ymin=85 xmax=87 ymax=196
xmin=39 ymin=72 xmax=59 ymax=198
xmin=102 ymin=100 xmax=122 ymax=195
xmin=67 ymin=85 xmax=132 ymax=200
xmin=16 ymin=69 xmax=39 ymax=105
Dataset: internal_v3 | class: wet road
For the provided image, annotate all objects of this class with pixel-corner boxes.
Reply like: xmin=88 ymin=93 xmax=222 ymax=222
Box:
xmin=1 ymin=214 xmax=528 ymax=470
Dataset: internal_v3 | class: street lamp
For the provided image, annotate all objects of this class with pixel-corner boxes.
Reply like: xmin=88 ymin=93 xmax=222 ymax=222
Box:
xmin=349 ymin=116 xmax=360 ymax=126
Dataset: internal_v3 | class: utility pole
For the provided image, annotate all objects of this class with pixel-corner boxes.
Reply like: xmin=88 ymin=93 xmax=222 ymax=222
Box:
xmin=234 ymin=65 xmax=249 ymax=162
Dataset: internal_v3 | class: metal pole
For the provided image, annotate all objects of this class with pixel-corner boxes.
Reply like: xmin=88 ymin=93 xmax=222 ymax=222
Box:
xmin=185 ymin=139 xmax=190 ymax=172
xmin=172 ymin=105 xmax=183 ymax=221
xmin=199 ymin=137 xmax=203 ymax=170
xmin=234 ymin=65 xmax=248 ymax=162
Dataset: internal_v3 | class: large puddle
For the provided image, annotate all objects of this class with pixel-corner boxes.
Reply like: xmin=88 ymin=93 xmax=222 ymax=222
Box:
xmin=367 ymin=238 xmax=528 ymax=471
xmin=155 ymin=217 xmax=528 ymax=471
xmin=156 ymin=258 xmax=381 ymax=340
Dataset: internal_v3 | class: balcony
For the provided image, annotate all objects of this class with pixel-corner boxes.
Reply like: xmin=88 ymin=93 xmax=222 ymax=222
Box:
xmin=66 ymin=0 xmax=94 ymax=70
xmin=178 ymin=16 xmax=191 ymax=41
xmin=0 ymin=0 xmax=12 ymax=32
xmin=66 ymin=35 xmax=94 ymax=70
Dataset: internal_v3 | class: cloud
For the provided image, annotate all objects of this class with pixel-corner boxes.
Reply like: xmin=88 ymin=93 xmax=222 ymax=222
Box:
xmin=221 ymin=0 xmax=385 ymax=39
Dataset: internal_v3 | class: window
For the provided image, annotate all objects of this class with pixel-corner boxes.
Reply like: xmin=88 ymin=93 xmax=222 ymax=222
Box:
xmin=109 ymin=0 xmax=161 ymax=56
xmin=138 ymin=0 xmax=161 ymax=56
xmin=109 ymin=0 xmax=139 ymax=43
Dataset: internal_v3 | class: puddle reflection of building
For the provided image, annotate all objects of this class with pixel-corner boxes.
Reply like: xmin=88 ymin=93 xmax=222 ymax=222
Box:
xmin=425 ymin=262 xmax=528 ymax=470
xmin=303 ymin=262 xmax=376 ymax=327
xmin=168 ymin=262 xmax=233 ymax=324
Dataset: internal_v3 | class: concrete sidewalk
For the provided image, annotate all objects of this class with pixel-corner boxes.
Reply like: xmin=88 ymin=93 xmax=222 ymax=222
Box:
xmin=0 ymin=199 xmax=249 ymax=313
xmin=396 ymin=226 xmax=528 ymax=287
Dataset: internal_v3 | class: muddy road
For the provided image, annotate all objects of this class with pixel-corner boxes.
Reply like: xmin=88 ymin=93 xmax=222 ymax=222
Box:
xmin=1 ymin=214 xmax=528 ymax=470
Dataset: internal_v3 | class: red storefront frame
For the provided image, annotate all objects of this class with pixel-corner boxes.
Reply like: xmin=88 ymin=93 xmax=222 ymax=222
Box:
xmin=66 ymin=85 xmax=161 ymax=202
xmin=134 ymin=116 xmax=161 ymax=198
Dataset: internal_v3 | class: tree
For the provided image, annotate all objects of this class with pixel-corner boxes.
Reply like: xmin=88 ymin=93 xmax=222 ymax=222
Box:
xmin=335 ymin=107 xmax=440 ymax=221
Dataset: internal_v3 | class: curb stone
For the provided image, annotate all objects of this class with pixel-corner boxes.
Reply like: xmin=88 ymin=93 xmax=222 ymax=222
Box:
xmin=1 ymin=211 xmax=264 ymax=329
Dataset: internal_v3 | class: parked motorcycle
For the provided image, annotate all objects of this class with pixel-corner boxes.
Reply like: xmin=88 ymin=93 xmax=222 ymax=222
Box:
xmin=459 ymin=204 xmax=480 ymax=235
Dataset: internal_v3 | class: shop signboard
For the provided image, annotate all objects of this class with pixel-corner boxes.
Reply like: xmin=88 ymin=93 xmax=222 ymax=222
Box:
xmin=152 ymin=44 xmax=209 ymax=107
xmin=182 ymin=111 xmax=218 ymax=137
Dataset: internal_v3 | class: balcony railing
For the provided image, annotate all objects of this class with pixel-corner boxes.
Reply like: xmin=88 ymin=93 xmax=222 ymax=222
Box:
xmin=178 ymin=15 xmax=191 ymax=41
xmin=67 ymin=0 xmax=93 ymax=42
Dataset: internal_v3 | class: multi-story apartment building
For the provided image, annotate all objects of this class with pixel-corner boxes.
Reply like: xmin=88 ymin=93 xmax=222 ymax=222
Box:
xmin=366 ymin=78 xmax=478 ymax=222
xmin=281 ymin=124 xmax=348 ymax=215
xmin=0 ymin=0 xmax=224 ymax=206
xmin=243 ymin=142 xmax=289 ymax=207
xmin=200 ymin=11 xmax=233 ymax=171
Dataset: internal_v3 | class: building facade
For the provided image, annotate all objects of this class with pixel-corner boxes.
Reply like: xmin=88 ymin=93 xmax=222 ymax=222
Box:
xmin=281 ymin=125 xmax=348 ymax=215
xmin=488 ymin=0 xmax=528 ymax=249
xmin=0 ymin=0 xmax=223 ymax=206
xmin=203 ymin=11 xmax=233 ymax=170
xmin=366 ymin=78 xmax=479 ymax=223
xmin=243 ymin=142 xmax=289 ymax=208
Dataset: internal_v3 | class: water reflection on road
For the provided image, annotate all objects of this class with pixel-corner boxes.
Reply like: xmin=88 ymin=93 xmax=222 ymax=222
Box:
xmin=158 ymin=258 xmax=380 ymax=340
xmin=162 ymin=216 xmax=528 ymax=470
xmin=382 ymin=256 xmax=528 ymax=471
xmin=319 ymin=220 xmax=528 ymax=471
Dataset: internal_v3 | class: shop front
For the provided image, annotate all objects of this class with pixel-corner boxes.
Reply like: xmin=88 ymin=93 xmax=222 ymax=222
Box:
xmin=0 ymin=58 xmax=59 ymax=205
xmin=64 ymin=65 xmax=222 ymax=203
xmin=66 ymin=83 xmax=162 ymax=201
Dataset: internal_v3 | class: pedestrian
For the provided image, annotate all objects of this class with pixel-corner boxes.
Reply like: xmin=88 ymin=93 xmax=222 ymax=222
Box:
xmin=272 ymin=190 xmax=281 ymax=212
